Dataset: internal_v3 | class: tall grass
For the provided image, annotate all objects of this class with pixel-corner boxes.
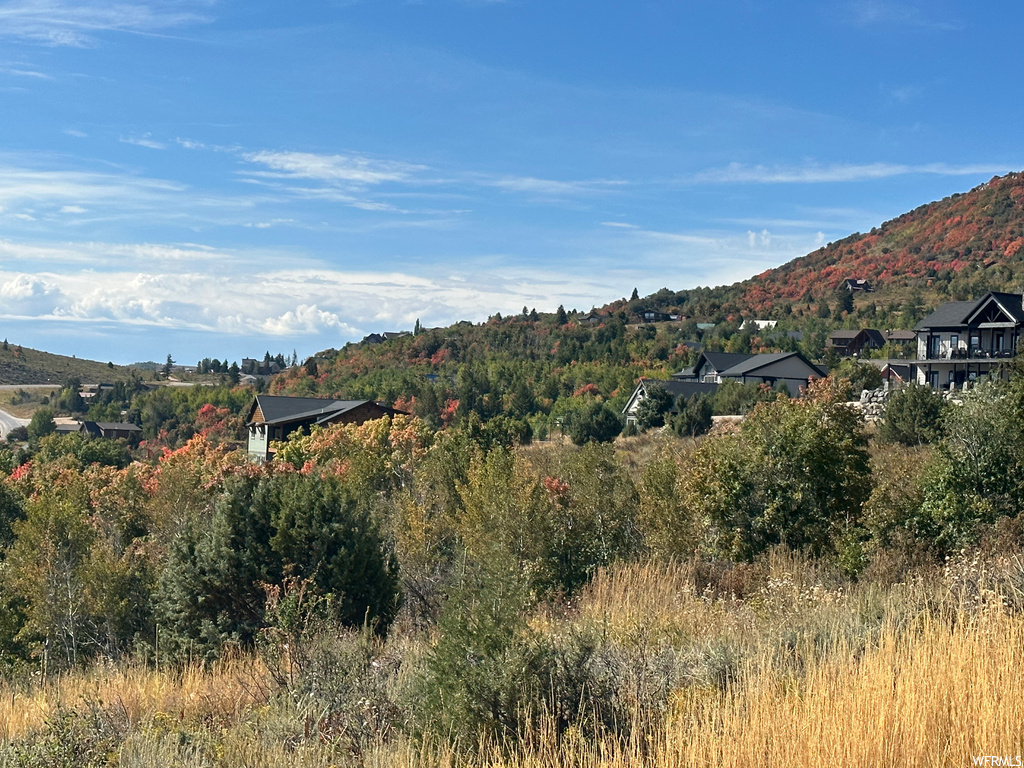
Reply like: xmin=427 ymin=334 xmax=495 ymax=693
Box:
xmin=3 ymin=552 xmax=1022 ymax=767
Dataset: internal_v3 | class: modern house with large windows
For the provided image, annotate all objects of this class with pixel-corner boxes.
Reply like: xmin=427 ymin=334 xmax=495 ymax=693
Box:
xmin=911 ymin=292 xmax=1024 ymax=388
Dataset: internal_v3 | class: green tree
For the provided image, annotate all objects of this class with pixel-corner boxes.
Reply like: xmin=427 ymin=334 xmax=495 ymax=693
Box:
xmin=672 ymin=393 xmax=713 ymax=438
xmin=681 ymin=379 xmax=871 ymax=561
xmin=832 ymin=359 xmax=883 ymax=397
xmin=880 ymin=383 xmax=946 ymax=446
xmin=26 ymin=407 xmax=56 ymax=441
xmin=563 ymin=401 xmax=622 ymax=445
xmin=155 ymin=473 xmax=277 ymax=660
xmin=918 ymin=377 xmax=1024 ymax=549
xmin=267 ymin=472 xmax=400 ymax=630
xmin=634 ymin=385 xmax=674 ymax=431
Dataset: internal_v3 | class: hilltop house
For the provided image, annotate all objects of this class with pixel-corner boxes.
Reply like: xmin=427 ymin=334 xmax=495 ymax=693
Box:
xmin=911 ymin=291 xmax=1024 ymax=388
xmin=843 ymin=278 xmax=873 ymax=292
xmin=245 ymin=395 xmax=403 ymax=461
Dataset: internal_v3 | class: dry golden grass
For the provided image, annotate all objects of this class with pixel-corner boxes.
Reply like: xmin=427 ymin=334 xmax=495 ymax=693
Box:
xmin=0 ymin=655 xmax=271 ymax=742
xmin=3 ymin=555 xmax=1022 ymax=767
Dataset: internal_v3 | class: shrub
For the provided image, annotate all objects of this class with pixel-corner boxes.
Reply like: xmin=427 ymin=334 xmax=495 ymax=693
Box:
xmin=563 ymin=401 xmax=622 ymax=445
xmin=880 ymin=383 xmax=946 ymax=446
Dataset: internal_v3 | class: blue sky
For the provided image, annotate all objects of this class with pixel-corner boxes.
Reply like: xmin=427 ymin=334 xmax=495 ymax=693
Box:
xmin=0 ymin=0 xmax=1021 ymax=365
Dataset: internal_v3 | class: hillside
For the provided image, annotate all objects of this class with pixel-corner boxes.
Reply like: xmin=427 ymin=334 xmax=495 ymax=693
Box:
xmin=0 ymin=342 xmax=138 ymax=385
xmin=730 ymin=171 xmax=1024 ymax=318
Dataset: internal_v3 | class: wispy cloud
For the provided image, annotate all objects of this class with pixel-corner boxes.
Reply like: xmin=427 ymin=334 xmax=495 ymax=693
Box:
xmin=0 ymin=65 xmax=51 ymax=79
xmin=0 ymin=0 xmax=215 ymax=46
xmin=242 ymin=150 xmax=423 ymax=186
xmin=693 ymin=161 xmax=1015 ymax=184
xmin=843 ymin=1 xmax=962 ymax=31
xmin=120 ymin=134 xmax=167 ymax=150
xmin=485 ymin=175 xmax=627 ymax=197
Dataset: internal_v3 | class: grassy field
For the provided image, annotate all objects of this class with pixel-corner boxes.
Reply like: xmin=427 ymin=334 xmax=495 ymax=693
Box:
xmin=0 ymin=343 xmax=138 ymax=386
xmin=2 ymin=551 xmax=1021 ymax=768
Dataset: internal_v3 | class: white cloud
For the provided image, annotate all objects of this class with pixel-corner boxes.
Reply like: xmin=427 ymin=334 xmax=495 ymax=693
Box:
xmin=693 ymin=161 xmax=1016 ymax=184
xmin=0 ymin=274 xmax=67 ymax=315
xmin=0 ymin=1 xmax=215 ymax=46
xmin=0 ymin=66 xmax=51 ymax=79
xmin=486 ymin=175 xmax=626 ymax=197
xmin=601 ymin=221 xmax=638 ymax=229
xmin=844 ymin=1 xmax=961 ymax=31
xmin=63 ymin=128 xmax=87 ymax=137
xmin=120 ymin=134 xmax=167 ymax=150
xmin=60 ymin=204 xmax=85 ymax=213
xmin=242 ymin=150 xmax=423 ymax=186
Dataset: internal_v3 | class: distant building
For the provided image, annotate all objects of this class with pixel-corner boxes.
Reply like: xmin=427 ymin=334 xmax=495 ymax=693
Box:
xmin=826 ymin=328 xmax=886 ymax=356
xmin=843 ymin=278 xmax=873 ymax=292
xmin=623 ymin=350 xmax=825 ymax=424
xmin=245 ymin=395 xmax=405 ymax=461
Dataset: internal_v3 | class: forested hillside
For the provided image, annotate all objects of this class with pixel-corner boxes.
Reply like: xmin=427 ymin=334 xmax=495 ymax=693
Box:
xmin=621 ymin=171 xmax=1024 ymax=323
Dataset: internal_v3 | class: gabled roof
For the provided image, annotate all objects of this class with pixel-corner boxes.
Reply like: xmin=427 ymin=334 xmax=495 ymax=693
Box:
xmin=966 ymin=292 xmax=1024 ymax=325
xmin=246 ymin=395 xmax=373 ymax=426
xmin=95 ymin=422 xmax=141 ymax=432
xmin=827 ymin=329 xmax=862 ymax=340
xmin=699 ymin=351 xmax=754 ymax=372
xmin=884 ymin=330 xmax=917 ymax=342
xmin=915 ymin=300 xmax=981 ymax=330
xmin=718 ymin=351 xmax=825 ymax=378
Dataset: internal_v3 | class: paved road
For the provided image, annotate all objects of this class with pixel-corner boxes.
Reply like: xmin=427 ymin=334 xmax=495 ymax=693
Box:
xmin=0 ymin=407 xmax=29 ymax=440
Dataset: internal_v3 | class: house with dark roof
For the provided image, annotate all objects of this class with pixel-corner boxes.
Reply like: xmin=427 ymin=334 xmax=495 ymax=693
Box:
xmin=911 ymin=292 xmax=1024 ymax=389
xmin=826 ymin=328 xmax=886 ymax=357
xmin=245 ymin=395 xmax=404 ymax=461
xmin=675 ymin=351 xmax=756 ymax=384
xmin=621 ymin=379 xmax=720 ymax=426
xmin=843 ymin=278 xmax=873 ymax=292
xmin=624 ymin=350 xmax=825 ymax=424
xmin=57 ymin=421 xmax=142 ymax=440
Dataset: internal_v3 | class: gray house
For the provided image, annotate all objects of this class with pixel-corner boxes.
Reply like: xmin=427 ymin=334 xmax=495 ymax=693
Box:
xmin=911 ymin=292 xmax=1024 ymax=388
xmin=624 ymin=350 xmax=824 ymax=424
xmin=673 ymin=350 xmax=824 ymax=394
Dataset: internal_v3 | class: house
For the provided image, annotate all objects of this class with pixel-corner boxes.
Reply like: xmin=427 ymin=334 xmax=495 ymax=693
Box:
xmin=884 ymin=329 xmax=917 ymax=346
xmin=911 ymin=292 xmax=1024 ymax=389
xmin=675 ymin=352 xmax=758 ymax=384
xmin=701 ymin=351 xmax=825 ymax=395
xmin=57 ymin=420 xmax=141 ymax=440
xmin=245 ymin=395 xmax=404 ymax=461
xmin=672 ymin=350 xmax=824 ymax=394
xmin=742 ymin=319 xmax=778 ymax=331
xmin=826 ymin=328 xmax=886 ymax=356
xmin=577 ymin=312 xmax=605 ymax=325
xmin=636 ymin=308 xmax=678 ymax=323
xmin=622 ymin=379 xmax=720 ymax=426
xmin=843 ymin=278 xmax=873 ymax=292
